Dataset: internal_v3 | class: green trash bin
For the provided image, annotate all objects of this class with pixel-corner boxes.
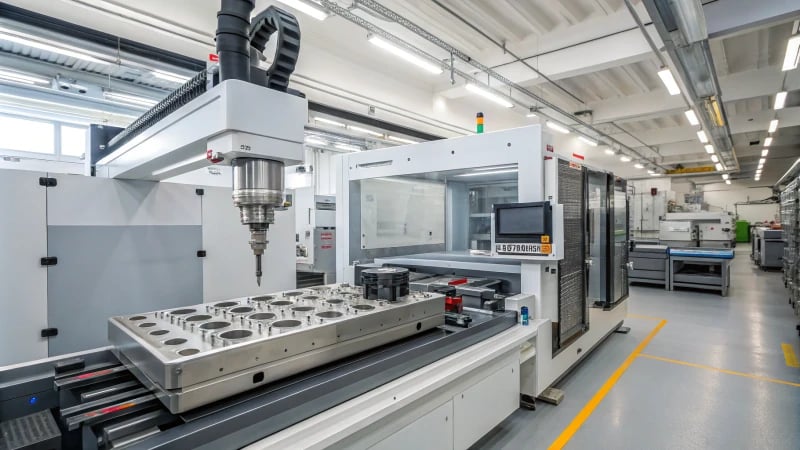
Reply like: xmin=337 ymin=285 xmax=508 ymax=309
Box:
xmin=735 ymin=220 xmax=750 ymax=243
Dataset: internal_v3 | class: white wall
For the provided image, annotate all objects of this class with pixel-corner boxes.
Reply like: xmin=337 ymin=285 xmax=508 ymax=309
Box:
xmin=701 ymin=183 xmax=779 ymax=223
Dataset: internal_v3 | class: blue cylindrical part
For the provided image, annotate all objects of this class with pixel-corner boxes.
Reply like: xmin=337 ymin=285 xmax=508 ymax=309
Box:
xmin=520 ymin=306 xmax=529 ymax=326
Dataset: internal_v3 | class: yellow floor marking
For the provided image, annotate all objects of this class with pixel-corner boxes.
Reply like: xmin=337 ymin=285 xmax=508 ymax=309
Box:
xmin=639 ymin=353 xmax=800 ymax=387
xmin=548 ymin=319 xmax=667 ymax=450
xmin=626 ymin=313 xmax=664 ymax=321
xmin=781 ymin=343 xmax=800 ymax=368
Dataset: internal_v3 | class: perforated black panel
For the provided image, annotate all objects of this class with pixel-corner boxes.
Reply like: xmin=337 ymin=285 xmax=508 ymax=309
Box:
xmin=557 ymin=159 xmax=587 ymax=345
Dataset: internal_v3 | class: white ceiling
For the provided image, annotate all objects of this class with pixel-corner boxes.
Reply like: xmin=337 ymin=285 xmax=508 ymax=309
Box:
xmin=2 ymin=0 xmax=799 ymax=185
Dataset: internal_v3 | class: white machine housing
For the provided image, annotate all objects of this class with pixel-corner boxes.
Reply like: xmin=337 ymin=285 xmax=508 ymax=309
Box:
xmin=335 ymin=126 xmax=628 ymax=404
xmin=95 ymin=79 xmax=307 ymax=180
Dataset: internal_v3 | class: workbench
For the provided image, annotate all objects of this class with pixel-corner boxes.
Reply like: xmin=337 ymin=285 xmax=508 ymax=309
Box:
xmin=668 ymin=248 xmax=734 ymax=296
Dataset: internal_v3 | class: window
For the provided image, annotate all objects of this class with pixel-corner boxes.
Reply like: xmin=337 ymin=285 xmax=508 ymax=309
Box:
xmin=0 ymin=115 xmax=55 ymax=154
xmin=61 ymin=125 xmax=87 ymax=158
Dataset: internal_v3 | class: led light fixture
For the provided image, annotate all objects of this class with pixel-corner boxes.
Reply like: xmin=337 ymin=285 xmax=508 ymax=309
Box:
xmin=774 ymin=91 xmax=788 ymax=110
xmin=546 ymin=121 xmax=570 ymax=134
xmin=696 ymin=130 xmax=708 ymax=143
xmin=704 ymin=144 xmax=714 ymax=154
xmin=276 ymin=0 xmax=329 ymax=20
xmin=761 ymin=149 xmax=769 ymax=157
xmin=465 ymin=83 xmax=514 ymax=108
xmin=782 ymin=34 xmax=800 ymax=71
xmin=314 ymin=117 xmax=346 ymax=127
xmin=578 ymin=136 xmax=598 ymax=147
xmin=764 ymin=137 xmax=773 ymax=147
xmin=620 ymin=155 xmax=631 ymax=162
xmin=658 ymin=68 xmax=681 ymax=95
xmin=348 ymin=125 xmax=383 ymax=137
xmin=368 ymin=35 xmax=442 ymax=75
xmin=711 ymin=154 xmax=719 ymax=163
xmin=151 ymin=70 xmax=191 ymax=83
xmin=684 ymin=109 xmax=699 ymax=126
xmin=768 ymin=119 xmax=779 ymax=133
xmin=103 ymin=91 xmax=158 ymax=108
xmin=387 ymin=135 xmax=416 ymax=144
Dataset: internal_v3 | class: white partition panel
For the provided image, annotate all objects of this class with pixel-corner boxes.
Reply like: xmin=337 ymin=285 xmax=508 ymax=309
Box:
xmin=0 ymin=169 xmax=48 ymax=365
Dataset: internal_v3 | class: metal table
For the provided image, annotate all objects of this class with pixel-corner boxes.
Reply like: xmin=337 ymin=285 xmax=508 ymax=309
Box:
xmin=668 ymin=248 xmax=734 ymax=296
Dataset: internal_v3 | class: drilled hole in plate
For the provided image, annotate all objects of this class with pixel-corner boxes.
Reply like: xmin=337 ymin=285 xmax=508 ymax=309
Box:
xmin=251 ymin=295 xmax=274 ymax=302
xmin=129 ymin=315 xmax=147 ymax=321
xmin=214 ymin=301 xmax=239 ymax=308
xmin=178 ymin=348 xmax=200 ymax=356
xmin=248 ymin=312 xmax=276 ymax=321
xmin=273 ymin=319 xmax=302 ymax=328
xmin=169 ymin=308 xmax=196 ymax=315
xmin=138 ymin=322 xmax=156 ymax=328
xmin=316 ymin=311 xmax=343 ymax=319
xmin=352 ymin=304 xmax=375 ymax=311
xmin=284 ymin=291 xmax=304 ymax=297
xmin=230 ymin=306 xmax=254 ymax=314
xmin=164 ymin=338 xmax=187 ymax=346
xmin=219 ymin=329 xmax=252 ymax=340
xmin=150 ymin=330 xmax=169 ymax=336
xmin=185 ymin=314 xmax=212 ymax=322
xmin=199 ymin=321 xmax=230 ymax=330
xmin=270 ymin=300 xmax=293 ymax=306
xmin=326 ymin=298 xmax=344 ymax=304
xmin=291 ymin=306 xmax=315 ymax=312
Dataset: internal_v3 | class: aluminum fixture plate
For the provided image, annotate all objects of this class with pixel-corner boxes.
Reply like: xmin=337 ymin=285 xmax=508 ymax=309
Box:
xmin=109 ymin=284 xmax=444 ymax=410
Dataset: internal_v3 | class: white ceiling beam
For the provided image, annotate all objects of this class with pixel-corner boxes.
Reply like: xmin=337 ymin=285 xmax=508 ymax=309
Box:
xmin=704 ymin=0 xmax=800 ymax=38
xmin=591 ymin=65 xmax=799 ymax=123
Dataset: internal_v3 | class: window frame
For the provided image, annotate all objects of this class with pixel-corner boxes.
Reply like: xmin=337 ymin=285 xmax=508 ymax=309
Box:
xmin=0 ymin=112 xmax=88 ymax=163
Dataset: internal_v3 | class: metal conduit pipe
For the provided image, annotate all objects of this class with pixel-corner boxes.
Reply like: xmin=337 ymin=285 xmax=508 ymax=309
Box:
xmin=319 ymin=0 xmax=667 ymax=171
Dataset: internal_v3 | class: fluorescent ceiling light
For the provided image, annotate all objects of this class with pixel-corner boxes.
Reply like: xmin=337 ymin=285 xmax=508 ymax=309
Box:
xmin=304 ymin=136 xmax=328 ymax=146
xmin=456 ymin=169 xmax=518 ymax=177
xmin=634 ymin=163 xmax=644 ymax=169
xmin=0 ymin=68 xmax=49 ymax=85
xmin=704 ymin=144 xmax=714 ymax=154
xmin=761 ymin=149 xmax=769 ymax=157
xmin=578 ymin=136 xmax=598 ymax=147
xmin=756 ymin=170 xmax=763 ymax=175
xmin=348 ymin=125 xmax=383 ymax=137
xmin=782 ymin=35 xmax=800 ymax=71
xmin=474 ymin=165 xmax=517 ymax=171
xmin=722 ymin=174 xmax=729 ymax=180
xmin=764 ymin=137 xmax=773 ymax=147
xmin=768 ymin=119 xmax=779 ymax=133
xmin=314 ymin=117 xmax=346 ymax=127
xmin=526 ymin=113 xmax=537 ymax=118
xmin=711 ymin=154 xmax=719 ymax=163
xmin=696 ymin=130 xmax=708 ymax=143
xmin=546 ymin=121 xmax=570 ymax=134
xmin=604 ymin=148 xmax=615 ymax=155
xmin=334 ymin=143 xmax=361 ymax=152
xmin=725 ymin=180 xmax=731 ymax=185
xmin=647 ymin=170 xmax=655 ymax=174
xmin=620 ymin=155 xmax=631 ymax=162
xmin=715 ymin=163 xmax=723 ymax=171
xmin=103 ymin=91 xmax=158 ymax=108
xmin=369 ymin=35 xmax=442 ymax=75
xmin=387 ymin=135 xmax=416 ymax=144
xmin=774 ymin=91 xmax=788 ymax=110
xmin=151 ymin=70 xmax=190 ymax=83
xmin=0 ymin=26 xmax=109 ymax=64
xmin=755 ymin=177 xmax=761 ymax=181
xmin=276 ymin=0 xmax=329 ymax=20
xmin=684 ymin=109 xmax=699 ymax=126
xmin=465 ymin=83 xmax=514 ymax=108
xmin=759 ymin=158 xmax=766 ymax=165
xmin=657 ymin=68 xmax=681 ymax=95
xmin=650 ymin=172 xmax=661 ymax=177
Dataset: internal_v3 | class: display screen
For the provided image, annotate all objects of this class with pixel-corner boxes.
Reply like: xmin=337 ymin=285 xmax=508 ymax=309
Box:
xmin=497 ymin=205 xmax=546 ymax=235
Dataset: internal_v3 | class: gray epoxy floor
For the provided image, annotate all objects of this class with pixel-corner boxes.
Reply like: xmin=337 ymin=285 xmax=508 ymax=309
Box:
xmin=473 ymin=249 xmax=800 ymax=450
